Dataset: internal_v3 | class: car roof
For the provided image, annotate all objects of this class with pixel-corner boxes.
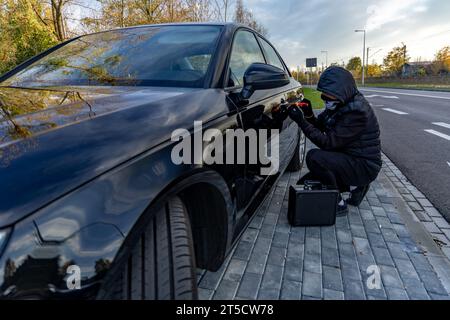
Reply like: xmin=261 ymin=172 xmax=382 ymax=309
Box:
xmin=80 ymin=22 xmax=257 ymax=38
xmin=126 ymin=22 xmax=233 ymax=27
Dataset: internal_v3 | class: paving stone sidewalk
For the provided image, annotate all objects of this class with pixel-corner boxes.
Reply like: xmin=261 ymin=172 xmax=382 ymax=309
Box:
xmin=197 ymin=147 xmax=450 ymax=300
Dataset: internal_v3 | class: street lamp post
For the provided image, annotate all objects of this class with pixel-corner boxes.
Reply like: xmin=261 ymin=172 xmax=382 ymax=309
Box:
xmin=355 ymin=29 xmax=366 ymax=86
xmin=321 ymin=50 xmax=328 ymax=70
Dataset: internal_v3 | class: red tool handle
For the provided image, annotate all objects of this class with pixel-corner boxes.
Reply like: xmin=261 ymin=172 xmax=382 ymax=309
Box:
xmin=295 ymin=101 xmax=310 ymax=108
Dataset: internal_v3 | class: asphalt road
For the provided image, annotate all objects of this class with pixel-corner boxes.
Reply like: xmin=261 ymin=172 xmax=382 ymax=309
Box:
xmin=358 ymin=87 xmax=450 ymax=221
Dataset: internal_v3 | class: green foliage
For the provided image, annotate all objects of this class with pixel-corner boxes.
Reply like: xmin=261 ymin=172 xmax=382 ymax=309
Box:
xmin=346 ymin=57 xmax=361 ymax=72
xmin=417 ymin=66 xmax=427 ymax=77
xmin=0 ymin=0 xmax=57 ymax=75
xmin=1 ymin=0 xmax=240 ymax=74
xmin=345 ymin=57 xmax=362 ymax=79
xmin=383 ymin=43 xmax=409 ymax=75
xmin=432 ymin=46 xmax=450 ymax=74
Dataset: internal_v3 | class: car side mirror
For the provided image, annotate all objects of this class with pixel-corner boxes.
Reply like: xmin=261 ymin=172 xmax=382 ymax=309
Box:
xmin=240 ymin=63 xmax=290 ymax=100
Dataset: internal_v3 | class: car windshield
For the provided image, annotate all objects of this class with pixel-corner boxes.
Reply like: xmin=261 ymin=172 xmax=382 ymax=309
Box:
xmin=1 ymin=25 xmax=222 ymax=88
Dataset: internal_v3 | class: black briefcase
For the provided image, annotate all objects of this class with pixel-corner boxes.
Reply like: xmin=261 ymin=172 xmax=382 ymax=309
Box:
xmin=288 ymin=181 xmax=339 ymax=227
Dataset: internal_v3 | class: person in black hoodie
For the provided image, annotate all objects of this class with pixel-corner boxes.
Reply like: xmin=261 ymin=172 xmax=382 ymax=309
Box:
xmin=288 ymin=67 xmax=382 ymax=215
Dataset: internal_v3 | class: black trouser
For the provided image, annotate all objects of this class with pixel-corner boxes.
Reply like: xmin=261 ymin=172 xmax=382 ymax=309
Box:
xmin=299 ymin=149 xmax=378 ymax=192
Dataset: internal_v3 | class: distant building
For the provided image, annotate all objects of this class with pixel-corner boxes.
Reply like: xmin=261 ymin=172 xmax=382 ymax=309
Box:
xmin=402 ymin=61 xmax=432 ymax=77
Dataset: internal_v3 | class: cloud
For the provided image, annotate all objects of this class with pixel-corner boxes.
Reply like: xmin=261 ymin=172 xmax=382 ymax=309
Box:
xmin=365 ymin=0 xmax=430 ymax=31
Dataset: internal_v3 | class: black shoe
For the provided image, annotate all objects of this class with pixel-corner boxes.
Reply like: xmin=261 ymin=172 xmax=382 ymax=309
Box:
xmin=347 ymin=185 xmax=370 ymax=207
xmin=337 ymin=201 xmax=349 ymax=217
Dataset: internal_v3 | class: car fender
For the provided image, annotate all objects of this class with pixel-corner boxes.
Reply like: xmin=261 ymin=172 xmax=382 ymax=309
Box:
xmin=0 ymin=139 xmax=234 ymax=298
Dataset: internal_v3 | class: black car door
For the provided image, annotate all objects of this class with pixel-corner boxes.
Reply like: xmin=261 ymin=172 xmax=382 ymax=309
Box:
xmin=225 ymin=29 xmax=301 ymax=226
xmin=256 ymin=35 xmax=303 ymax=175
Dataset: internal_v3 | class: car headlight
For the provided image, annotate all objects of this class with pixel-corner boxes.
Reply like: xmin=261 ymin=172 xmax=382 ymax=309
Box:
xmin=0 ymin=229 xmax=10 ymax=255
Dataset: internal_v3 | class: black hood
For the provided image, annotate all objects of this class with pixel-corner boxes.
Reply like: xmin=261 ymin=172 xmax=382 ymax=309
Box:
xmin=317 ymin=66 xmax=359 ymax=104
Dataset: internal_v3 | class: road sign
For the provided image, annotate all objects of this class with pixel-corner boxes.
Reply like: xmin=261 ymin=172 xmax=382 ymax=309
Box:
xmin=306 ymin=58 xmax=317 ymax=68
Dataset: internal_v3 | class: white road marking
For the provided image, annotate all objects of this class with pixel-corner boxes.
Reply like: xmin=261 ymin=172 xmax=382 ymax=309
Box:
xmin=365 ymin=94 xmax=399 ymax=99
xmin=382 ymin=108 xmax=409 ymax=115
xmin=448 ymin=162 xmax=450 ymax=168
xmin=433 ymin=122 xmax=450 ymax=129
xmin=424 ymin=129 xmax=450 ymax=141
xmin=371 ymin=104 xmax=385 ymax=107
xmin=360 ymin=89 xmax=450 ymax=100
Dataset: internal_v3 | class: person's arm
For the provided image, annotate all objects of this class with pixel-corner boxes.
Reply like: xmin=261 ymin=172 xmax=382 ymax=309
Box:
xmin=289 ymin=106 xmax=368 ymax=150
xmin=301 ymin=111 xmax=367 ymax=150
xmin=296 ymin=99 xmax=317 ymax=125
xmin=297 ymin=99 xmax=330 ymax=131
xmin=304 ymin=113 xmax=318 ymax=126
xmin=310 ymin=110 xmax=329 ymax=132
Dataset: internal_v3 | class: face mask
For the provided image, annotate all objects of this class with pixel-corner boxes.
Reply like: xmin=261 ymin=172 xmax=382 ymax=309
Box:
xmin=325 ymin=100 xmax=339 ymax=111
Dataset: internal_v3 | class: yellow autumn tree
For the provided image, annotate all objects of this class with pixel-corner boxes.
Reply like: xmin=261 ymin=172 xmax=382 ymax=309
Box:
xmin=432 ymin=46 xmax=450 ymax=74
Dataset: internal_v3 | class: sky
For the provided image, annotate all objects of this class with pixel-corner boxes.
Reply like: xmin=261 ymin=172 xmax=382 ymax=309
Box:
xmin=244 ymin=0 xmax=450 ymax=71
xmin=71 ymin=0 xmax=450 ymax=71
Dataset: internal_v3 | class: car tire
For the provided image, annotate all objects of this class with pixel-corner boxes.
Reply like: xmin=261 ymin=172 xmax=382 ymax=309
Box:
xmin=287 ymin=131 xmax=307 ymax=172
xmin=110 ymin=196 xmax=198 ymax=300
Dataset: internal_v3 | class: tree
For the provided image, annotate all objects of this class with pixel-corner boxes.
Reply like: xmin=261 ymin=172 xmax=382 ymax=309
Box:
xmin=29 ymin=0 xmax=77 ymax=41
xmin=82 ymin=0 xmax=217 ymax=32
xmin=233 ymin=0 xmax=266 ymax=35
xmin=212 ymin=0 xmax=233 ymax=22
xmin=0 ymin=0 xmax=137 ymax=74
xmin=346 ymin=57 xmax=361 ymax=72
xmin=82 ymin=0 xmax=134 ymax=30
xmin=431 ymin=46 xmax=449 ymax=74
xmin=383 ymin=43 xmax=409 ymax=76
xmin=1 ymin=0 xmax=271 ymax=73
xmin=367 ymin=64 xmax=382 ymax=77
xmin=186 ymin=0 xmax=214 ymax=22
xmin=49 ymin=0 xmax=68 ymax=41
xmin=234 ymin=0 xmax=244 ymax=22
xmin=0 ymin=0 xmax=58 ymax=74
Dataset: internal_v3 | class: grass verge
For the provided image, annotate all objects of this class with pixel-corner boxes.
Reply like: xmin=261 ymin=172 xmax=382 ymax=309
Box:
xmin=364 ymin=83 xmax=450 ymax=92
xmin=303 ymin=87 xmax=324 ymax=109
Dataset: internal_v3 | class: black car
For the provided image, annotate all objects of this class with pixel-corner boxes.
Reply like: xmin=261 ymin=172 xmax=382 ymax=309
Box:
xmin=0 ymin=23 xmax=306 ymax=299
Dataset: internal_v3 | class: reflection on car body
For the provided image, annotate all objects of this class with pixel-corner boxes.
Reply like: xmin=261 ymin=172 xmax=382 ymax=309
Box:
xmin=0 ymin=23 xmax=306 ymax=299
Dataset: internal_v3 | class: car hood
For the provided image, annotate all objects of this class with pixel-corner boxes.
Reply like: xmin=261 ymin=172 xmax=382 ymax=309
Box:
xmin=0 ymin=86 xmax=189 ymax=144
xmin=0 ymin=86 xmax=231 ymax=226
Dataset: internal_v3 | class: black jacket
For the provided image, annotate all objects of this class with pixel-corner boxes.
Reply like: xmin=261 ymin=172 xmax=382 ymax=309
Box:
xmin=298 ymin=67 xmax=382 ymax=175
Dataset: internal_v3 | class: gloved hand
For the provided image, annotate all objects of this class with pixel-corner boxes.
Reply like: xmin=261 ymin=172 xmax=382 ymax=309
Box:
xmin=271 ymin=104 xmax=289 ymax=122
xmin=296 ymin=98 xmax=314 ymax=118
xmin=288 ymin=105 xmax=304 ymax=124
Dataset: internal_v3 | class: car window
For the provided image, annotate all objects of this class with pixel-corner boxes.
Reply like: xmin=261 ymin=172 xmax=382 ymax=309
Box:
xmin=1 ymin=26 xmax=222 ymax=88
xmin=228 ymin=30 xmax=265 ymax=87
xmin=184 ymin=54 xmax=212 ymax=73
xmin=259 ymin=37 xmax=285 ymax=71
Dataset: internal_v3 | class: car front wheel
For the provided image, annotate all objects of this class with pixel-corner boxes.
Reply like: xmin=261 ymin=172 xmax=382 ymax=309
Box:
xmin=287 ymin=131 xmax=307 ymax=172
xmin=109 ymin=196 xmax=198 ymax=300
